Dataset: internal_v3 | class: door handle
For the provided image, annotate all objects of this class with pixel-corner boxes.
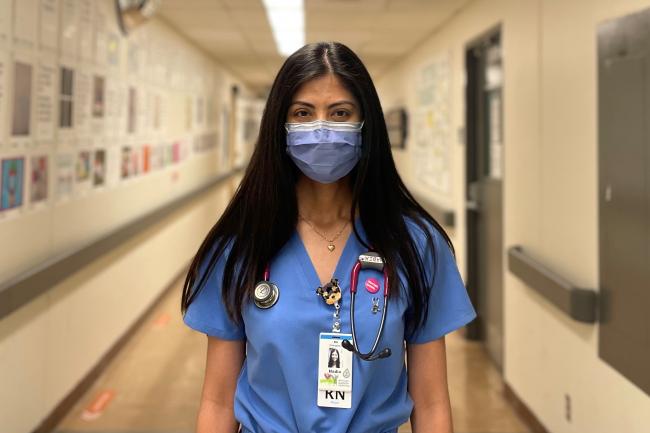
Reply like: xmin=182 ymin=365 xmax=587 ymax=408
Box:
xmin=467 ymin=181 xmax=481 ymax=211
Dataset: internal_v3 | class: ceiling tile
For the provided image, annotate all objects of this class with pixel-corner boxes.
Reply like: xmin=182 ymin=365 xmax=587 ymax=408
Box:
xmin=305 ymin=0 xmax=389 ymax=12
xmin=156 ymin=0 xmax=472 ymax=90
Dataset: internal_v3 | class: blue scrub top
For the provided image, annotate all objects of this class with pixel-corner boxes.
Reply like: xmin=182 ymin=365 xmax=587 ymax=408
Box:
xmin=183 ymin=216 xmax=477 ymax=433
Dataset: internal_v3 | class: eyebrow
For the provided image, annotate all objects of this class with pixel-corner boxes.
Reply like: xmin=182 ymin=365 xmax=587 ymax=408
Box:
xmin=290 ymin=100 xmax=357 ymax=109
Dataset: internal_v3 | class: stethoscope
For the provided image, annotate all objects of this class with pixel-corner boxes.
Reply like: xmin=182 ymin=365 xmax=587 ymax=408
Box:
xmin=253 ymin=251 xmax=392 ymax=362
xmin=253 ymin=266 xmax=279 ymax=309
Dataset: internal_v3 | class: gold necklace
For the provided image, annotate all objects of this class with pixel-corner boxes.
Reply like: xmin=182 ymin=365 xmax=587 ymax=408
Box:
xmin=299 ymin=214 xmax=349 ymax=252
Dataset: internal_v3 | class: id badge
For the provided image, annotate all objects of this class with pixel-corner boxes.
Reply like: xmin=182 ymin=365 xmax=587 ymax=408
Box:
xmin=317 ymin=333 xmax=353 ymax=409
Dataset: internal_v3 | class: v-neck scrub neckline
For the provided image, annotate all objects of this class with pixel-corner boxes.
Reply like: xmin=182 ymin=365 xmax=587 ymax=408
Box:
xmin=291 ymin=215 xmax=360 ymax=290
xmin=182 ymin=216 xmax=478 ymax=433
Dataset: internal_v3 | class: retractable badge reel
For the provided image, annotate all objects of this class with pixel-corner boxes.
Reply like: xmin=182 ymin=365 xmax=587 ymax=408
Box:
xmin=254 ymin=265 xmax=279 ymax=309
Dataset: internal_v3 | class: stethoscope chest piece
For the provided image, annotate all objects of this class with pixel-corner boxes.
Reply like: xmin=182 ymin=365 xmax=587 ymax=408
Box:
xmin=254 ymin=280 xmax=279 ymax=309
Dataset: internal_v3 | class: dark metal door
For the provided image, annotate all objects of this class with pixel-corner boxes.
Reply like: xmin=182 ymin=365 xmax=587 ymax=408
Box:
xmin=465 ymin=30 xmax=505 ymax=371
xmin=598 ymin=10 xmax=650 ymax=396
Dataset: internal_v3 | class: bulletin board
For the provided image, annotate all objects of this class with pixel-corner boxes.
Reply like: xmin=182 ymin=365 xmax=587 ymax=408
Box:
xmin=0 ymin=0 xmax=239 ymax=289
xmin=412 ymin=52 xmax=452 ymax=194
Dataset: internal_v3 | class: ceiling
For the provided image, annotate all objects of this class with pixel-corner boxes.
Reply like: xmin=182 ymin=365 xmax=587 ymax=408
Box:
xmin=157 ymin=0 xmax=472 ymax=95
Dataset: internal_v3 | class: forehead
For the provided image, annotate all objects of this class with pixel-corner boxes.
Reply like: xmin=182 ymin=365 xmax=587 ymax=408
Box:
xmin=291 ymin=74 xmax=356 ymax=104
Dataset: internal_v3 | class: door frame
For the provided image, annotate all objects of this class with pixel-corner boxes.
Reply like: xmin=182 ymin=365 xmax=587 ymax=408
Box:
xmin=463 ymin=25 xmax=503 ymax=343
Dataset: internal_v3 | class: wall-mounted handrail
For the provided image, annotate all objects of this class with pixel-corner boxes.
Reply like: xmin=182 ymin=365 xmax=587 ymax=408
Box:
xmin=0 ymin=168 xmax=242 ymax=321
xmin=507 ymin=245 xmax=598 ymax=323
xmin=411 ymin=191 xmax=455 ymax=228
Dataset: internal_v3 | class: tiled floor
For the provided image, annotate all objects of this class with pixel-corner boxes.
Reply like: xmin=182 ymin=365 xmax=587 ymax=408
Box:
xmin=53 ymin=276 xmax=531 ymax=433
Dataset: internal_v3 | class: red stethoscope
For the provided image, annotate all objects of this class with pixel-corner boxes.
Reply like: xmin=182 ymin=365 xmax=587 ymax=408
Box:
xmin=253 ymin=251 xmax=392 ymax=361
xmin=341 ymin=251 xmax=392 ymax=361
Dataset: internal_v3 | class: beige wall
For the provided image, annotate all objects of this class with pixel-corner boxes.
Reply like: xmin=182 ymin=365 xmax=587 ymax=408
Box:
xmin=0 ymin=4 xmax=248 ymax=432
xmin=377 ymin=0 xmax=650 ymax=432
xmin=0 ymin=174 xmax=236 ymax=433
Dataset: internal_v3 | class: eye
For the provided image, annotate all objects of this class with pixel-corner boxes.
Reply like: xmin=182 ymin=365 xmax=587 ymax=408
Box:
xmin=332 ymin=109 xmax=351 ymax=119
xmin=294 ymin=109 xmax=311 ymax=118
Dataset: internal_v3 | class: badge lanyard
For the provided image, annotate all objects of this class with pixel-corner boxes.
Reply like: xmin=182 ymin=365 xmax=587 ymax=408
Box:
xmin=316 ymin=279 xmax=353 ymax=409
xmin=316 ymin=278 xmax=343 ymax=332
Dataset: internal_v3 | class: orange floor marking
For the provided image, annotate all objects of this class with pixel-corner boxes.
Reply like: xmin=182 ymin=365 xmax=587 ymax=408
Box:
xmin=80 ymin=389 xmax=115 ymax=421
xmin=151 ymin=312 xmax=171 ymax=329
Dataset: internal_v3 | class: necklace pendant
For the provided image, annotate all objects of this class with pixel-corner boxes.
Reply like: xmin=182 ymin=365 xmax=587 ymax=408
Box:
xmin=327 ymin=243 xmax=335 ymax=252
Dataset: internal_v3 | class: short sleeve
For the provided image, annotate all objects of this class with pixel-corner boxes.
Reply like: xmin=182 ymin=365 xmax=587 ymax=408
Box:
xmin=183 ymin=242 xmax=246 ymax=340
xmin=405 ymin=222 xmax=477 ymax=344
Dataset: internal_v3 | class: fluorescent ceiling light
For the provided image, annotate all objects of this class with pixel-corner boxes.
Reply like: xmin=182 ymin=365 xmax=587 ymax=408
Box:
xmin=262 ymin=0 xmax=305 ymax=57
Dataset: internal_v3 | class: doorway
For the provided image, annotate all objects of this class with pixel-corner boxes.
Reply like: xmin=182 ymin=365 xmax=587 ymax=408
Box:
xmin=464 ymin=28 xmax=504 ymax=371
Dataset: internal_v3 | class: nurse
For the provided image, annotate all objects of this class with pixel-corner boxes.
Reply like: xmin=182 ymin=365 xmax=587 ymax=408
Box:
xmin=181 ymin=41 xmax=476 ymax=433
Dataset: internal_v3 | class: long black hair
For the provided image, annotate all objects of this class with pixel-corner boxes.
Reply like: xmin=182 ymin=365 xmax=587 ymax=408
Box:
xmin=180 ymin=41 xmax=455 ymax=337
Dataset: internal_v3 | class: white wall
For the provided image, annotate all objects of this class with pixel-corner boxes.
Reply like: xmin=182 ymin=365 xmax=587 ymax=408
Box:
xmin=377 ymin=0 xmax=650 ymax=432
xmin=0 ymin=3 xmax=249 ymax=431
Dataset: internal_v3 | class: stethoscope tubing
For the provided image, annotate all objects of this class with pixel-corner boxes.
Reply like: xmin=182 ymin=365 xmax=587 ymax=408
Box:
xmin=350 ymin=270 xmax=388 ymax=361
xmin=348 ymin=260 xmax=390 ymax=360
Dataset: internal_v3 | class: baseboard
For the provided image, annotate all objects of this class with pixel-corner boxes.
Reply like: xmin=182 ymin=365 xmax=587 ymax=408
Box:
xmin=31 ymin=263 xmax=190 ymax=433
xmin=503 ymin=382 xmax=550 ymax=433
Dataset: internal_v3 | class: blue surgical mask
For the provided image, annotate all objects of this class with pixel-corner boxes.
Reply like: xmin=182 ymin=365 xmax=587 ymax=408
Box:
xmin=285 ymin=119 xmax=363 ymax=184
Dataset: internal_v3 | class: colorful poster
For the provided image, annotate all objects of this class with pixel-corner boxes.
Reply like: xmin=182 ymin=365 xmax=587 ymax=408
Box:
xmin=142 ymin=145 xmax=150 ymax=173
xmin=39 ymin=0 xmax=59 ymax=51
xmin=1 ymin=157 xmax=24 ymax=210
xmin=35 ymin=59 xmax=56 ymax=140
xmin=30 ymin=155 xmax=48 ymax=202
xmin=76 ymin=150 xmax=90 ymax=181
xmin=172 ymin=141 xmax=180 ymax=163
xmin=56 ymin=153 xmax=74 ymax=198
xmin=12 ymin=61 xmax=32 ymax=137
xmin=59 ymin=66 xmax=74 ymax=129
xmin=93 ymin=149 xmax=105 ymax=186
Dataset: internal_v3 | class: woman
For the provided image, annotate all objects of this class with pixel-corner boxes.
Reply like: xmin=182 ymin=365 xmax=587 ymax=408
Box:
xmin=328 ymin=348 xmax=341 ymax=369
xmin=181 ymin=41 xmax=476 ymax=433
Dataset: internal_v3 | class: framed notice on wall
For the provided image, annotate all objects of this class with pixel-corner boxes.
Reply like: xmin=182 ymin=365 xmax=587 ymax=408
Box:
xmin=385 ymin=107 xmax=407 ymax=149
